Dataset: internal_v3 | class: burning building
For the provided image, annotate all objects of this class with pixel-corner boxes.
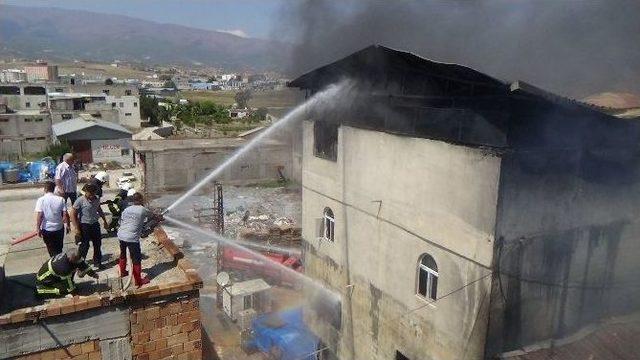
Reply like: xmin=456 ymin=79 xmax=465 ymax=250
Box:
xmin=288 ymin=45 xmax=640 ymax=359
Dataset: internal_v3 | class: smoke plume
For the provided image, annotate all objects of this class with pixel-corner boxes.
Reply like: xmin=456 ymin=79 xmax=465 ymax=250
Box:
xmin=277 ymin=0 xmax=640 ymax=98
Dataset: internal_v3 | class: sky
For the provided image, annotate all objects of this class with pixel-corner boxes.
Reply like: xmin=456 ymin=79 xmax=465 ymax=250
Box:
xmin=2 ymin=0 xmax=283 ymax=39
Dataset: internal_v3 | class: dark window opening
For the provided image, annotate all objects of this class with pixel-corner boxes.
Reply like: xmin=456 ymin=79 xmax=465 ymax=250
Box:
xmin=35 ymin=118 xmax=43 ymax=122
xmin=133 ymin=102 xmax=138 ymax=107
xmin=111 ymin=102 xmax=117 ymax=108
xmin=25 ymin=102 xmax=31 ymax=108
xmin=314 ymin=121 xmax=338 ymax=161
xmin=103 ymin=89 xmax=110 ymax=95
xmin=125 ymin=90 xmax=132 ymax=96
xmin=125 ymin=113 xmax=132 ymax=116
xmin=0 ymin=86 xmax=20 ymax=95
xmin=396 ymin=351 xmax=410 ymax=360
xmin=23 ymin=86 xmax=46 ymax=95
xmin=121 ymin=149 xmax=130 ymax=156
xmin=61 ymin=114 xmax=72 ymax=120
xmin=24 ymin=118 xmax=33 ymax=122
xmin=417 ymin=254 xmax=438 ymax=301
xmin=323 ymin=207 xmax=335 ymax=241
xmin=54 ymin=88 xmax=64 ymax=92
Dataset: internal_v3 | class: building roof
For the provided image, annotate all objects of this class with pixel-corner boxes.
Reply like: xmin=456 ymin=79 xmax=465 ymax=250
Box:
xmin=0 ymin=110 xmax=48 ymax=116
xmin=289 ymin=44 xmax=506 ymax=90
xmin=227 ymin=278 xmax=271 ymax=296
xmin=237 ymin=126 xmax=266 ymax=138
xmin=52 ymin=116 xmax=132 ymax=139
xmin=502 ymin=317 xmax=640 ymax=360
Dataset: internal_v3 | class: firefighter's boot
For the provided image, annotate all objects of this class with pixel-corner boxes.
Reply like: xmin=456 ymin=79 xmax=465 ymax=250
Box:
xmin=132 ymin=264 xmax=150 ymax=287
xmin=118 ymin=258 xmax=128 ymax=277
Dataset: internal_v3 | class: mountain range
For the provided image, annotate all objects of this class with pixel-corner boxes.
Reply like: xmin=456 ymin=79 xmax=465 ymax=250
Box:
xmin=0 ymin=5 xmax=289 ymax=71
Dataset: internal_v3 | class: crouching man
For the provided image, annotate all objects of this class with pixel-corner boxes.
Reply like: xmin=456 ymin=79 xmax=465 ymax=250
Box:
xmin=35 ymin=248 xmax=99 ymax=297
xmin=117 ymin=192 xmax=163 ymax=287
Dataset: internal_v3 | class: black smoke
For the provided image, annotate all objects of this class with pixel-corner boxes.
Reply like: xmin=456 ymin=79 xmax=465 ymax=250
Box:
xmin=277 ymin=0 xmax=640 ymax=98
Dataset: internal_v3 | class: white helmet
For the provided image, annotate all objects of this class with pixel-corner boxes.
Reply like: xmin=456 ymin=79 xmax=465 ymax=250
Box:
xmin=119 ymin=182 xmax=132 ymax=191
xmin=95 ymin=171 xmax=109 ymax=183
xmin=127 ymin=188 xmax=137 ymax=197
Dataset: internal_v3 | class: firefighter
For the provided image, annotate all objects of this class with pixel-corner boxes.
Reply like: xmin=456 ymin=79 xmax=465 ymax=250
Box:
xmin=86 ymin=171 xmax=109 ymax=198
xmin=35 ymin=248 xmax=99 ymax=297
xmin=104 ymin=183 xmax=132 ymax=233
xmin=117 ymin=192 xmax=163 ymax=286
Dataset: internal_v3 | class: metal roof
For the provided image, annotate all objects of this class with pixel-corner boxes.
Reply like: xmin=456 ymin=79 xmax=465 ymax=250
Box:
xmin=52 ymin=116 xmax=132 ymax=137
xmin=227 ymin=278 xmax=271 ymax=296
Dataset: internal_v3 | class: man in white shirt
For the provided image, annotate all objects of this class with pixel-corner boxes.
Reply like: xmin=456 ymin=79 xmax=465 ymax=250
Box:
xmin=35 ymin=181 xmax=70 ymax=256
xmin=55 ymin=153 xmax=78 ymax=205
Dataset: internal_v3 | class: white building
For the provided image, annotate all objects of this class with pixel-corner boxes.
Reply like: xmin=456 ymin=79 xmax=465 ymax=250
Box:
xmin=0 ymin=69 xmax=27 ymax=83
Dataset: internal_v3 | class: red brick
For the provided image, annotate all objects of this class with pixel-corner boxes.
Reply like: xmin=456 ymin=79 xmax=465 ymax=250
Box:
xmin=188 ymin=328 xmax=200 ymax=341
xmin=71 ymin=354 xmax=88 ymax=360
xmin=167 ymin=332 xmax=188 ymax=346
xmin=147 ymin=349 xmax=163 ymax=360
xmin=186 ymin=349 xmax=201 ymax=360
xmin=160 ymin=348 xmax=172 ymax=358
xmin=156 ymin=338 xmax=168 ymax=350
xmin=134 ymin=331 xmax=150 ymax=344
xmin=60 ymin=299 xmax=76 ymax=315
xmin=168 ymin=303 xmax=181 ymax=315
xmin=177 ymin=353 xmax=188 ymax=360
xmin=170 ymin=343 xmax=184 ymax=355
xmin=143 ymin=341 xmax=157 ymax=353
xmin=149 ymin=328 xmax=162 ymax=341
xmin=45 ymin=302 xmax=61 ymax=317
xmin=67 ymin=344 xmax=83 ymax=356
xmin=167 ymin=314 xmax=178 ymax=326
xmin=130 ymin=312 xmax=138 ymax=324
xmin=87 ymin=352 xmax=101 ymax=360
xmin=188 ymin=310 xmax=199 ymax=321
xmin=135 ymin=354 xmax=149 ymax=360
xmin=176 ymin=312 xmax=189 ymax=324
xmin=145 ymin=306 xmax=160 ymax=320
xmin=0 ymin=314 xmax=11 ymax=325
xmin=81 ymin=341 xmax=95 ymax=353
xmin=10 ymin=308 xmax=28 ymax=323
xmin=133 ymin=345 xmax=144 ymax=355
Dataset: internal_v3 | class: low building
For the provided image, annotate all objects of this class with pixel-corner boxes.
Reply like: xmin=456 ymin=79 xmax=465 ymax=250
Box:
xmin=131 ymin=137 xmax=293 ymax=194
xmin=190 ymin=82 xmax=220 ymax=91
xmin=49 ymin=93 xmax=120 ymax=125
xmin=0 ymin=84 xmax=48 ymax=111
xmin=24 ymin=63 xmax=58 ymax=83
xmin=0 ymin=228 xmax=204 ymax=360
xmin=0 ymin=69 xmax=27 ymax=83
xmin=288 ymin=45 xmax=640 ymax=360
xmin=52 ymin=114 xmax=133 ymax=164
xmin=0 ymin=109 xmax=52 ymax=158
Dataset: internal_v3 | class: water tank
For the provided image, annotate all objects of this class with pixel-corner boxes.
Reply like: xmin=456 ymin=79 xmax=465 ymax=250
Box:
xmin=4 ymin=168 xmax=19 ymax=183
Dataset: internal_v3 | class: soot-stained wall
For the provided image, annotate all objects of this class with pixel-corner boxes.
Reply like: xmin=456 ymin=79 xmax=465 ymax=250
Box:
xmin=485 ymin=104 xmax=640 ymax=356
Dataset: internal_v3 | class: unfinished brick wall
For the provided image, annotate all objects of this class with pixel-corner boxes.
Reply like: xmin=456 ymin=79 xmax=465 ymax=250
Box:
xmin=15 ymin=340 xmax=101 ymax=360
xmin=131 ymin=295 xmax=202 ymax=360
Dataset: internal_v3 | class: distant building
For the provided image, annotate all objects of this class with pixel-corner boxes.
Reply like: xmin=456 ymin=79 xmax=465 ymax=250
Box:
xmin=24 ymin=63 xmax=58 ymax=83
xmin=48 ymin=93 xmax=119 ymax=125
xmin=0 ymin=108 xmax=52 ymax=159
xmin=190 ymin=82 xmax=220 ymax=91
xmin=0 ymin=84 xmax=47 ymax=111
xmin=131 ymin=138 xmax=294 ymax=194
xmin=289 ymin=45 xmax=640 ymax=360
xmin=52 ymin=114 xmax=133 ymax=164
xmin=0 ymin=69 xmax=27 ymax=83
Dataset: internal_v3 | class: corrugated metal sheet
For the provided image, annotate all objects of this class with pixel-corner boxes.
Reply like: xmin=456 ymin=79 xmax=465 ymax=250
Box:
xmin=52 ymin=117 xmax=132 ymax=138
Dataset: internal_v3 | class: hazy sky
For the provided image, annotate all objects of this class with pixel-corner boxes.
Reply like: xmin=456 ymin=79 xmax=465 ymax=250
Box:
xmin=3 ymin=0 xmax=283 ymax=39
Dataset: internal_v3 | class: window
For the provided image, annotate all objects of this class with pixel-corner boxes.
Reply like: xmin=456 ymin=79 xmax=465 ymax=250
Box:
xmin=111 ymin=102 xmax=117 ymax=108
xmin=125 ymin=113 xmax=132 ymax=116
xmin=396 ymin=351 xmax=410 ymax=360
xmin=322 ymin=207 xmax=335 ymax=241
xmin=54 ymin=88 xmax=64 ymax=92
xmin=23 ymin=86 xmax=45 ymax=95
xmin=133 ymin=102 xmax=138 ymax=107
xmin=119 ymin=102 xmax=124 ymax=108
xmin=0 ymin=86 xmax=20 ymax=95
xmin=121 ymin=149 xmax=130 ymax=156
xmin=313 ymin=121 xmax=338 ymax=161
xmin=243 ymin=295 xmax=253 ymax=310
xmin=35 ymin=118 xmax=43 ymax=122
xmin=0 ymin=118 xmax=8 ymax=122
xmin=25 ymin=102 xmax=31 ymax=108
xmin=125 ymin=90 xmax=132 ymax=96
xmin=103 ymin=89 xmax=110 ymax=95
xmin=24 ymin=118 xmax=33 ymax=122
xmin=417 ymin=254 xmax=438 ymax=301
xmin=61 ymin=114 xmax=72 ymax=120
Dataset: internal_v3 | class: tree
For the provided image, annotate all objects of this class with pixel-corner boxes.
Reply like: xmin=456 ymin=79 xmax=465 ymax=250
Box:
xmin=104 ymin=78 xmax=114 ymax=85
xmin=255 ymin=107 xmax=268 ymax=120
xmin=140 ymin=95 xmax=163 ymax=126
xmin=234 ymin=89 xmax=252 ymax=109
xmin=164 ymin=80 xmax=177 ymax=89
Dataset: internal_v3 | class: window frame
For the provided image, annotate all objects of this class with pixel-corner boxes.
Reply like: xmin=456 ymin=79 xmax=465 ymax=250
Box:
xmin=313 ymin=121 xmax=338 ymax=161
xmin=322 ymin=207 xmax=335 ymax=242
xmin=417 ymin=254 xmax=438 ymax=301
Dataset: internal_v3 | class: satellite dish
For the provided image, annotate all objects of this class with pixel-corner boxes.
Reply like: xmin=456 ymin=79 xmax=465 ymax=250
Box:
xmin=216 ymin=271 xmax=230 ymax=287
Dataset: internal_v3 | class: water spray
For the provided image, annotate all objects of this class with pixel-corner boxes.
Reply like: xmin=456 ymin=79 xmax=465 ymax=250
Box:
xmin=164 ymin=215 xmax=341 ymax=303
xmin=164 ymin=79 xmax=353 ymax=214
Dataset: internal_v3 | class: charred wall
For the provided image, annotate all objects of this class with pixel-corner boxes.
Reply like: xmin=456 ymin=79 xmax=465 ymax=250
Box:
xmin=485 ymin=104 xmax=640 ymax=356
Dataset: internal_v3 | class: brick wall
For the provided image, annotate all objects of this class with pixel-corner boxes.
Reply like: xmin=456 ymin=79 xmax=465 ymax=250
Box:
xmin=131 ymin=295 xmax=202 ymax=360
xmin=15 ymin=340 xmax=101 ymax=360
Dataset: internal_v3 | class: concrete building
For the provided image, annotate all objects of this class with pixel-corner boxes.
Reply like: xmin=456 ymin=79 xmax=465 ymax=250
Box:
xmin=0 ymin=227 xmax=204 ymax=360
xmin=288 ymin=45 xmax=640 ymax=360
xmin=52 ymin=114 xmax=133 ymax=164
xmin=0 ymin=69 xmax=27 ymax=83
xmin=49 ymin=84 xmax=142 ymax=129
xmin=131 ymin=137 xmax=294 ymax=195
xmin=24 ymin=63 xmax=59 ymax=83
xmin=0 ymin=84 xmax=48 ymax=111
xmin=0 ymin=108 xmax=52 ymax=159
xmin=49 ymin=93 xmax=120 ymax=125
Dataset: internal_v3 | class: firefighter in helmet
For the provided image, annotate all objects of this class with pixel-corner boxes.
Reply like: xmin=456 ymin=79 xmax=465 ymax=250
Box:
xmin=35 ymin=248 xmax=99 ymax=297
